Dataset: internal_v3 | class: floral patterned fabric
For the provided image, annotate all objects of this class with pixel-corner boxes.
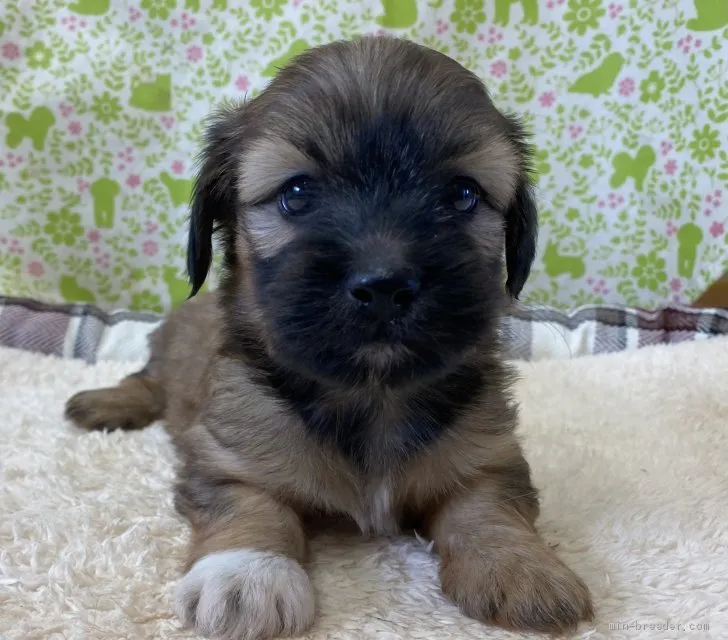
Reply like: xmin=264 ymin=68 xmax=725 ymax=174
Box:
xmin=1 ymin=0 xmax=727 ymax=312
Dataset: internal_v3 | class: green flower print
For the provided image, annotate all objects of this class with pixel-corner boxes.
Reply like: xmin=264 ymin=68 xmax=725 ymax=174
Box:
xmin=579 ymin=154 xmax=595 ymax=169
xmin=130 ymin=290 xmax=164 ymax=313
xmin=631 ymin=251 xmax=667 ymax=292
xmin=44 ymin=208 xmax=83 ymax=247
xmin=450 ymin=0 xmax=486 ymax=35
xmin=26 ymin=42 xmax=53 ymax=69
xmin=91 ymin=92 xmax=122 ymax=124
xmin=250 ymin=0 xmax=286 ymax=21
xmin=141 ymin=0 xmax=177 ymax=20
xmin=688 ymin=125 xmax=720 ymax=163
xmin=639 ymin=71 xmax=664 ymax=104
xmin=564 ymin=0 xmax=605 ymax=36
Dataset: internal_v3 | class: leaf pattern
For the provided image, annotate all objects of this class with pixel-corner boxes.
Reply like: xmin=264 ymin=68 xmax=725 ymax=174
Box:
xmin=1 ymin=0 xmax=727 ymax=311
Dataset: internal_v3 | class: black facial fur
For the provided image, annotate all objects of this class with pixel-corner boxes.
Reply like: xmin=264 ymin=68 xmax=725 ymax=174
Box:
xmin=251 ymin=115 xmax=504 ymax=385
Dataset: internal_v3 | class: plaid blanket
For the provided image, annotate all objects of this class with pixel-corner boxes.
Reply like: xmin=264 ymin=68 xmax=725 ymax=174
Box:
xmin=2 ymin=295 xmax=728 ymax=363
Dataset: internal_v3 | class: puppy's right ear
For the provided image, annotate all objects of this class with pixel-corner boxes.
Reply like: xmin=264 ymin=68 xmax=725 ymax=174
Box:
xmin=187 ymin=104 xmax=242 ymax=297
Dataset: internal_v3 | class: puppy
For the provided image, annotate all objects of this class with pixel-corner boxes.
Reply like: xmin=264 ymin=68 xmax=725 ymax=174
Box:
xmin=65 ymin=37 xmax=593 ymax=640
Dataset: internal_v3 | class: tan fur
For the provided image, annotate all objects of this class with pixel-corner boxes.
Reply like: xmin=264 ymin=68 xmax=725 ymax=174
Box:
xmin=239 ymin=138 xmax=317 ymax=204
xmin=451 ymin=136 xmax=522 ymax=210
xmin=429 ymin=472 xmax=593 ymax=633
xmin=65 ymin=375 xmax=165 ymax=431
xmin=65 ymin=36 xmax=591 ymax=639
xmin=244 ymin=205 xmax=297 ymax=259
xmin=183 ymin=484 xmax=307 ymax=570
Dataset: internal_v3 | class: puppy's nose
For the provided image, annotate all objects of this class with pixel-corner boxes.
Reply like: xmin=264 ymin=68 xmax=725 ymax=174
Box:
xmin=347 ymin=269 xmax=420 ymax=321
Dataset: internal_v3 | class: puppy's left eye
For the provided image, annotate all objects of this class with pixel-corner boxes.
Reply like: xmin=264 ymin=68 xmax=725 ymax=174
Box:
xmin=279 ymin=176 xmax=314 ymax=216
xmin=444 ymin=179 xmax=481 ymax=214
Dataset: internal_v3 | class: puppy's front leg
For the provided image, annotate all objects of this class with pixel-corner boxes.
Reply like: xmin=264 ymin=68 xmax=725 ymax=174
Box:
xmin=174 ymin=477 xmax=315 ymax=640
xmin=428 ymin=464 xmax=593 ymax=634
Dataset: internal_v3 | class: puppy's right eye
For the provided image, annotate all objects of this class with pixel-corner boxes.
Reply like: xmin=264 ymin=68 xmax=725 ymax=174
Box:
xmin=278 ymin=176 xmax=314 ymax=216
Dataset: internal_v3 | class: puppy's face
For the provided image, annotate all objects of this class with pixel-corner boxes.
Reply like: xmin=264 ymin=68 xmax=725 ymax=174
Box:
xmin=188 ymin=37 xmax=537 ymax=386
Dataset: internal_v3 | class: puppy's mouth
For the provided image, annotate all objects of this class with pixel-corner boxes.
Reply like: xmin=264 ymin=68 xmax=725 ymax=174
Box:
xmin=368 ymin=317 xmax=408 ymax=342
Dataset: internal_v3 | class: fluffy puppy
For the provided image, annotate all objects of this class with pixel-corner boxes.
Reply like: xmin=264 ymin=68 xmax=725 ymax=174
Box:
xmin=65 ymin=36 xmax=593 ymax=640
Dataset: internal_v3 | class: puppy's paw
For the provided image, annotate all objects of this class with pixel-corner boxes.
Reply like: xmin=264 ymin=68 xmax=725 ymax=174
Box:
xmin=440 ymin=544 xmax=593 ymax=634
xmin=174 ymin=549 xmax=315 ymax=640
xmin=65 ymin=387 xmax=155 ymax=431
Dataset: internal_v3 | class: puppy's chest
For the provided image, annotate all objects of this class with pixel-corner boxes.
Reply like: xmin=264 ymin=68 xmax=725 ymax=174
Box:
xmin=351 ymin=479 xmax=400 ymax=537
xmin=304 ymin=394 xmax=448 ymax=474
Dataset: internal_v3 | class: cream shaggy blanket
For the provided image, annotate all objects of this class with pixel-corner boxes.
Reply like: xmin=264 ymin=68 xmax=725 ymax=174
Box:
xmin=2 ymin=340 xmax=728 ymax=640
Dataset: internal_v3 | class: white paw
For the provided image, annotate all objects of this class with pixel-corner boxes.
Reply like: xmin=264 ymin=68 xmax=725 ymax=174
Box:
xmin=174 ymin=549 xmax=315 ymax=640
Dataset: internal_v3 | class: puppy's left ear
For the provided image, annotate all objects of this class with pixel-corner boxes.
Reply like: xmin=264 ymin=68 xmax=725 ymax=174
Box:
xmin=187 ymin=104 xmax=242 ymax=297
xmin=503 ymin=117 xmax=538 ymax=299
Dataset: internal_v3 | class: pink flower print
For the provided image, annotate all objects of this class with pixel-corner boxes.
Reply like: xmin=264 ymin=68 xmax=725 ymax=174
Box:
xmin=235 ymin=75 xmax=250 ymax=92
xmin=607 ymin=192 xmax=624 ymax=209
xmin=435 ymin=19 xmax=449 ymax=34
xmin=187 ymin=45 xmax=203 ymax=63
xmin=292 ymin=0 xmax=304 ymax=7
xmin=77 ymin=178 xmax=90 ymax=192
xmin=660 ymin=140 xmax=673 ymax=156
xmin=619 ymin=77 xmax=635 ymax=96
xmin=486 ymin=26 xmax=504 ymax=44
xmin=592 ymin=279 xmax=609 ymax=295
xmin=546 ymin=0 xmax=564 ymax=8
xmin=6 ymin=153 xmax=24 ymax=168
xmin=1 ymin=43 xmax=20 ymax=60
xmin=568 ymin=124 xmax=584 ymax=139
xmin=172 ymin=160 xmax=184 ymax=175
xmin=96 ymin=252 xmax=111 ymax=269
xmin=59 ymin=103 xmax=74 ymax=118
xmin=598 ymin=199 xmax=606 ymax=209
xmin=126 ymin=174 xmax=141 ymax=188
xmin=68 ymin=121 xmax=82 ymax=135
xmin=28 ymin=261 xmax=44 ymax=277
xmin=539 ymin=92 xmax=556 ymax=108
xmin=143 ymin=240 xmax=159 ymax=256
xmin=61 ymin=15 xmax=85 ymax=31
xmin=666 ymin=221 xmax=677 ymax=237
xmin=182 ymin=13 xmax=197 ymax=29
xmin=117 ymin=147 xmax=133 ymax=164
xmin=608 ymin=3 xmax=623 ymax=18
xmin=160 ymin=115 xmax=175 ymax=129
xmin=677 ymin=34 xmax=698 ymax=54
xmin=664 ymin=159 xmax=677 ymax=175
xmin=490 ymin=60 xmax=508 ymax=78
xmin=117 ymin=148 xmax=133 ymax=171
xmin=92 ymin=245 xmax=100 ymax=254
xmin=87 ymin=229 xmax=101 ymax=243
xmin=145 ymin=221 xmax=159 ymax=234
xmin=9 ymin=239 xmax=24 ymax=255
xmin=709 ymin=221 xmax=725 ymax=238
xmin=670 ymin=278 xmax=682 ymax=293
xmin=128 ymin=7 xmax=142 ymax=21
xmin=705 ymin=189 xmax=723 ymax=210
